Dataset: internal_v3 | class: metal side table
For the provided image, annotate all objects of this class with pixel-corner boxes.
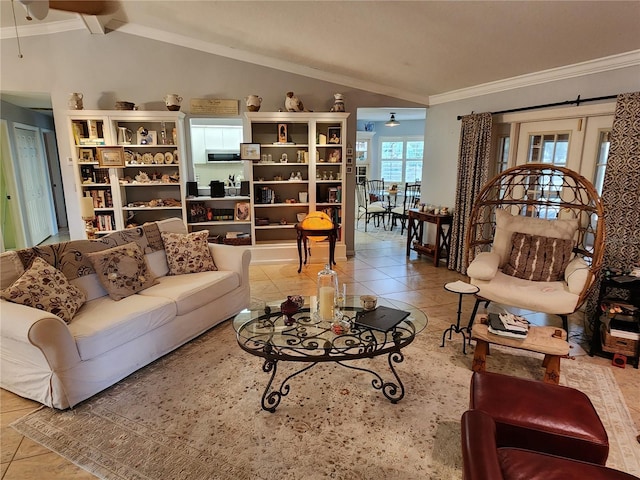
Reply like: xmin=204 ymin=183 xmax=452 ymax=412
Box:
xmin=441 ymin=280 xmax=480 ymax=354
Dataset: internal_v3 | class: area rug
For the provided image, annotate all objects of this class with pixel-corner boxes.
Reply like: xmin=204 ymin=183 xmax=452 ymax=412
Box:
xmin=12 ymin=322 xmax=640 ymax=480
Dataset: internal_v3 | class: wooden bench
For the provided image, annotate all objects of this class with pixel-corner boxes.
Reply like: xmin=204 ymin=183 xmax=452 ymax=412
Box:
xmin=471 ymin=317 xmax=570 ymax=384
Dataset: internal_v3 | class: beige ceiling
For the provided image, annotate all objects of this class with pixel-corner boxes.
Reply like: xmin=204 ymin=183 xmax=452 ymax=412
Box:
xmin=2 ymin=1 xmax=640 ymax=104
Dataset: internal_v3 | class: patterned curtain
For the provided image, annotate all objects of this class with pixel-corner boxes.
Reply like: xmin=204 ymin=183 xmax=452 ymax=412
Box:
xmin=587 ymin=92 xmax=640 ymax=317
xmin=448 ymin=113 xmax=493 ymax=273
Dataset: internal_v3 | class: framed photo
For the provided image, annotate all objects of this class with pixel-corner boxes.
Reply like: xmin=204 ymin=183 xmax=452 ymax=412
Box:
xmin=277 ymin=123 xmax=288 ymax=143
xmin=79 ymin=149 xmax=94 ymax=162
xmin=346 ymin=166 xmax=353 ymax=174
xmin=327 ymin=148 xmax=342 ymax=163
xmin=346 ymin=156 xmax=353 ymax=164
xmin=240 ymin=143 xmax=261 ymax=160
xmin=97 ymin=146 xmax=125 ymax=168
xmin=137 ymin=130 xmax=157 ymax=145
xmin=235 ymin=202 xmax=251 ymax=221
xmin=346 ymin=147 xmax=353 ymax=156
xmin=327 ymin=127 xmax=341 ymax=144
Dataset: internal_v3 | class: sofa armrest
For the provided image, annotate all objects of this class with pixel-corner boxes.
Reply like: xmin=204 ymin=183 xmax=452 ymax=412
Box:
xmin=209 ymin=244 xmax=251 ymax=287
xmin=0 ymin=300 xmax=81 ymax=370
xmin=461 ymin=410 xmax=504 ymax=480
xmin=467 ymin=252 xmax=500 ymax=281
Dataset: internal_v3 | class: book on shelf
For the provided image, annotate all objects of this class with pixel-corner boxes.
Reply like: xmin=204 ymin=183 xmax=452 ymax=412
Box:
xmin=609 ymin=318 xmax=640 ymax=340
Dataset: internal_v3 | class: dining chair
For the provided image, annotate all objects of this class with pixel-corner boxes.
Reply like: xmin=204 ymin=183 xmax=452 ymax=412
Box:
xmin=367 ymin=179 xmax=386 ymax=207
xmin=356 ymin=181 xmax=387 ymax=231
xmin=390 ymin=183 xmax=421 ymax=234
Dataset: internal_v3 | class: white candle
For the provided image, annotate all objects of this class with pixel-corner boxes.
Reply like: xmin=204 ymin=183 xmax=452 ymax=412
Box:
xmin=319 ymin=286 xmax=335 ymax=320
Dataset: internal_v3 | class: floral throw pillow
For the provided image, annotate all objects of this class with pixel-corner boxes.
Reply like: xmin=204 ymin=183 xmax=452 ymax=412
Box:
xmin=88 ymin=242 xmax=156 ymax=301
xmin=1 ymin=256 xmax=86 ymax=323
xmin=161 ymin=230 xmax=217 ymax=275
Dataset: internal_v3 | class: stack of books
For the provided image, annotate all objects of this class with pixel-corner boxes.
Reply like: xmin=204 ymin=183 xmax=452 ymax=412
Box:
xmin=488 ymin=313 xmax=530 ymax=339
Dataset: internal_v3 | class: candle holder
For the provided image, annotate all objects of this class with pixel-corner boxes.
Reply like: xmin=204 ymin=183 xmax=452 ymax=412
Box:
xmin=317 ymin=263 xmax=338 ymax=321
xmin=80 ymin=196 xmax=97 ymax=239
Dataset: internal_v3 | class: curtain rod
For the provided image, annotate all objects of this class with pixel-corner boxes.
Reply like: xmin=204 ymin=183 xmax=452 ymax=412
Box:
xmin=456 ymin=94 xmax=618 ymax=120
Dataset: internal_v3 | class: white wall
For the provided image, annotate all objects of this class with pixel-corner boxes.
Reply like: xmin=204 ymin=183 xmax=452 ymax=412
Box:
xmin=422 ymin=66 xmax=640 ymax=208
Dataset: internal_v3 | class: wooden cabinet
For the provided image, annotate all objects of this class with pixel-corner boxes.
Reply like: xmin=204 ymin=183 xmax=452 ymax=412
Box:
xmin=67 ymin=111 xmax=187 ymax=237
xmin=244 ymin=112 xmax=349 ymax=263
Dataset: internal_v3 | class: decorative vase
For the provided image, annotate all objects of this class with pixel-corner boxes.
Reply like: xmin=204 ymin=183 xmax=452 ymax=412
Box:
xmin=280 ymin=296 xmax=299 ymax=326
xmin=164 ymin=94 xmax=183 ymax=111
xmin=245 ymin=95 xmax=262 ymax=112
xmin=330 ymin=93 xmax=345 ymax=112
xmin=68 ymin=92 xmax=83 ymax=110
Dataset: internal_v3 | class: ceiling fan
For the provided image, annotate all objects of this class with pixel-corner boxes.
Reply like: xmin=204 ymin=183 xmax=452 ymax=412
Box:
xmin=18 ymin=1 xmax=116 ymax=20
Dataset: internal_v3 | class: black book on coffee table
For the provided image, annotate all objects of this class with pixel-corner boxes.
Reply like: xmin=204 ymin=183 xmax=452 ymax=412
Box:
xmin=354 ymin=306 xmax=411 ymax=332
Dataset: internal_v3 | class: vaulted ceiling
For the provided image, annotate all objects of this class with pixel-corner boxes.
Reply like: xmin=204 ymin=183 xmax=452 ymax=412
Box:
xmin=2 ymin=1 xmax=640 ymax=106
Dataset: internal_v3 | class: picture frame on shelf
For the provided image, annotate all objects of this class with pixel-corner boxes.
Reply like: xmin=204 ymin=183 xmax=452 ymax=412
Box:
xmin=136 ymin=130 xmax=157 ymax=145
xmin=346 ymin=166 xmax=353 ymax=174
xmin=327 ymin=127 xmax=341 ymax=144
xmin=97 ymin=147 xmax=126 ymax=168
xmin=235 ymin=202 xmax=251 ymax=221
xmin=240 ymin=143 xmax=261 ymax=160
xmin=328 ymin=148 xmax=341 ymax=163
xmin=346 ymin=156 xmax=353 ymax=164
xmin=277 ymin=123 xmax=288 ymax=143
xmin=79 ymin=149 xmax=94 ymax=162
xmin=346 ymin=147 xmax=353 ymax=156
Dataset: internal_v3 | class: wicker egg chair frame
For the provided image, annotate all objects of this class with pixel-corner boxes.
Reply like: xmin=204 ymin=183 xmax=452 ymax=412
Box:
xmin=465 ymin=163 xmax=605 ymax=314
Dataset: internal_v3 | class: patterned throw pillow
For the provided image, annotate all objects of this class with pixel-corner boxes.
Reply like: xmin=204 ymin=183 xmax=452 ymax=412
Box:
xmin=161 ymin=230 xmax=217 ymax=275
xmin=1 ymin=256 xmax=86 ymax=323
xmin=87 ymin=242 xmax=156 ymax=301
xmin=503 ymin=232 xmax=574 ymax=282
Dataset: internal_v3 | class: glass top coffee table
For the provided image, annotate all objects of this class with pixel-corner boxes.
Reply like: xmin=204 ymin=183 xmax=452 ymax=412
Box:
xmin=233 ymin=296 xmax=427 ymax=412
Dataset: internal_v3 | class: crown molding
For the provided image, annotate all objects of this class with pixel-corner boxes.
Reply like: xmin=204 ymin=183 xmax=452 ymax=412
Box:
xmin=104 ymin=20 xmax=431 ymax=105
xmin=0 ymin=18 xmax=83 ymax=39
xmin=429 ymin=50 xmax=640 ymax=106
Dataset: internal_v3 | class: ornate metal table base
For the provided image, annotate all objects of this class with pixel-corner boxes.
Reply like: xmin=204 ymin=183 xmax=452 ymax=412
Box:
xmin=259 ymin=350 xmax=405 ymax=413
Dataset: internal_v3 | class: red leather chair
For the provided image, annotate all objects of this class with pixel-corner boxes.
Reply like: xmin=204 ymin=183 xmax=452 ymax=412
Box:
xmin=461 ymin=410 xmax=638 ymax=480
xmin=470 ymin=370 xmax=609 ymax=464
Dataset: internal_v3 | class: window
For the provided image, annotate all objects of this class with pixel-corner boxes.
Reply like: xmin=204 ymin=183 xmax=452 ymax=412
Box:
xmin=496 ymin=136 xmax=510 ymax=174
xmin=379 ymin=136 xmax=423 ymax=183
xmin=593 ymin=130 xmax=611 ymax=195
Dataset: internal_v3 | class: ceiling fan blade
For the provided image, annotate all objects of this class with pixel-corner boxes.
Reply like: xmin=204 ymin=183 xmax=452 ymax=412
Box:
xmin=49 ymin=1 xmax=117 ymax=16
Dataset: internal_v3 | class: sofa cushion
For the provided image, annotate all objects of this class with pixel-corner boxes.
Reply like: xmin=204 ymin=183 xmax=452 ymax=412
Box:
xmin=88 ymin=242 xmax=157 ymax=301
xmin=138 ymin=270 xmax=240 ymax=316
xmin=503 ymin=233 xmax=574 ymax=282
xmin=161 ymin=230 xmax=217 ymax=275
xmin=0 ymin=251 xmax=25 ymax=289
xmin=68 ymin=294 xmax=176 ymax=361
xmin=467 ymin=252 xmax=501 ymax=280
xmin=470 ymin=271 xmax=579 ymax=315
xmin=1 ymin=257 xmax=86 ymax=323
xmin=492 ymin=209 xmax=579 ymax=267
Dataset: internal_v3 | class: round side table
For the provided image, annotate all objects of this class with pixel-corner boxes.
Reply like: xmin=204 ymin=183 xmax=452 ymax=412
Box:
xmin=441 ymin=280 xmax=480 ymax=354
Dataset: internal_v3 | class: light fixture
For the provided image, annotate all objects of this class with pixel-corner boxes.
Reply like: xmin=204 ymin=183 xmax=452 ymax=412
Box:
xmin=385 ymin=113 xmax=400 ymax=127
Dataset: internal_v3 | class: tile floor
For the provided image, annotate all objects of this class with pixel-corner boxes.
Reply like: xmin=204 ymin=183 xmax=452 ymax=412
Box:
xmin=2 ymin=223 xmax=639 ymax=478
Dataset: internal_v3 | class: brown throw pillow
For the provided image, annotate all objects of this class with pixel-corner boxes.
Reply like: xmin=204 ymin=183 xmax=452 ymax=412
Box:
xmin=503 ymin=232 xmax=574 ymax=282
xmin=1 ymin=256 xmax=86 ymax=323
xmin=88 ymin=242 xmax=156 ymax=301
xmin=161 ymin=230 xmax=217 ymax=275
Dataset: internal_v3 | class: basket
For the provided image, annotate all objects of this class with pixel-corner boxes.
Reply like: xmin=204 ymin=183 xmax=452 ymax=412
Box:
xmin=600 ymin=324 xmax=638 ymax=357
xmin=223 ymin=237 xmax=251 ymax=246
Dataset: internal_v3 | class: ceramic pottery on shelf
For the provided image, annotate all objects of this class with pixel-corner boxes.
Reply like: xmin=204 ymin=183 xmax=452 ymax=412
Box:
xmin=245 ymin=95 xmax=262 ymax=112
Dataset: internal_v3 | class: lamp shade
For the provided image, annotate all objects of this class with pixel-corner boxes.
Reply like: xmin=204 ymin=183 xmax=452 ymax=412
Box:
xmin=300 ymin=211 xmax=333 ymax=241
xmin=80 ymin=196 xmax=95 ymax=220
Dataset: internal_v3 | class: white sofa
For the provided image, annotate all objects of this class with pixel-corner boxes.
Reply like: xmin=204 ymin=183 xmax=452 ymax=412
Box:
xmin=0 ymin=218 xmax=251 ymax=409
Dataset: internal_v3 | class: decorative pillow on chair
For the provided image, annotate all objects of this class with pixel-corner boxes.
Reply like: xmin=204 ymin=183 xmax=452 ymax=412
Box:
xmin=88 ymin=242 xmax=156 ymax=301
xmin=1 ymin=256 xmax=86 ymax=323
xmin=493 ymin=209 xmax=579 ymax=267
xmin=503 ymin=232 xmax=574 ymax=282
xmin=161 ymin=230 xmax=217 ymax=275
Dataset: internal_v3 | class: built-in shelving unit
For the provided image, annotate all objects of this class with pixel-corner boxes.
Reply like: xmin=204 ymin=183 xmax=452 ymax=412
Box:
xmin=67 ymin=110 xmax=187 ymax=237
xmin=244 ymin=112 xmax=349 ymax=264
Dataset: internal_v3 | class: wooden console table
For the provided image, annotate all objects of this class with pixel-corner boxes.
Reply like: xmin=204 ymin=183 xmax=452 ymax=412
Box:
xmin=406 ymin=209 xmax=453 ymax=266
